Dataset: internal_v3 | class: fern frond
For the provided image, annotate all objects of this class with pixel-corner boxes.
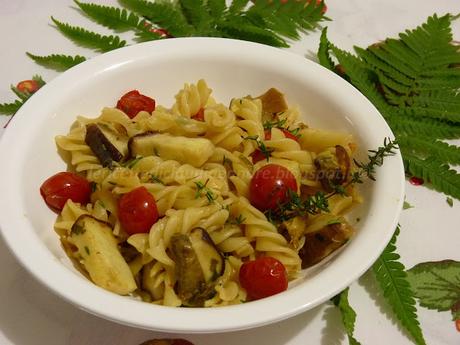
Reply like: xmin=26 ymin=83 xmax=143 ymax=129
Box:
xmin=179 ymin=0 xmax=212 ymax=32
xmin=372 ymin=226 xmax=426 ymax=345
xmin=403 ymin=154 xmax=460 ymax=200
xmin=318 ymin=15 xmax=460 ymax=200
xmin=216 ymin=19 xmax=288 ymax=47
xmin=74 ymin=1 xmax=161 ymax=42
xmin=51 ymin=17 xmax=126 ymax=52
xmin=331 ymin=288 xmax=362 ymax=345
xmin=0 ymin=100 xmax=23 ymax=115
xmin=207 ymin=0 xmax=227 ymax=18
xmin=388 ymin=115 xmax=460 ymax=140
xmin=118 ymin=0 xmax=194 ymax=37
xmin=228 ymin=0 xmax=249 ymax=14
xmin=398 ymin=136 xmax=460 ymax=165
xmin=26 ymin=52 xmax=86 ymax=71
xmin=318 ymin=28 xmax=335 ymax=70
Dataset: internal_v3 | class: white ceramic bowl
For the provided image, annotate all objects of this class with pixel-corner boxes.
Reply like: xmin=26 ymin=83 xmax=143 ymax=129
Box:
xmin=0 ymin=38 xmax=404 ymax=333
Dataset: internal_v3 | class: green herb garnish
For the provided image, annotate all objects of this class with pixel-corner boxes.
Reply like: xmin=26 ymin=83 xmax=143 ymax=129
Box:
xmin=194 ymin=179 xmax=216 ymax=204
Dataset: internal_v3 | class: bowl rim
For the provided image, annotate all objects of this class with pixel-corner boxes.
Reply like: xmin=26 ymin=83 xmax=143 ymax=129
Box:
xmin=0 ymin=37 xmax=405 ymax=333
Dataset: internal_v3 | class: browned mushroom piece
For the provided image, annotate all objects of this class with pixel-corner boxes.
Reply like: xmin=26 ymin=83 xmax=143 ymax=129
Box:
xmin=170 ymin=228 xmax=224 ymax=307
xmin=298 ymin=221 xmax=354 ymax=269
xmin=85 ymin=123 xmax=128 ymax=167
xmin=314 ymin=145 xmax=351 ymax=192
xmin=255 ymin=87 xmax=288 ymax=117
xmin=139 ymin=339 xmax=195 ymax=345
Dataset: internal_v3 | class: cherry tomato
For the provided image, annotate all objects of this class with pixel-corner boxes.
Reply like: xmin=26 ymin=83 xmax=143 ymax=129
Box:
xmin=456 ymin=319 xmax=460 ymax=332
xmin=16 ymin=79 xmax=40 ymax=94
xmin=118 ymin=186 xmax=159 ymax=235
xmin=239 ymin=256 xmax=288 ymax=300
xmin=249 ymin=164 xmax=297 ymax=211
xmin=116 ymin=90 xmax=156 ymax=119
xmin=150 ymin=28 xmax=172 ymax=38
xmin=251 ymin=149 xmax=267 ymax=164
xmin=40 ymin=172 xmax=91 ymax=212
xmin=264 ymin=129 xmax=298 ymax=142
xmin=191 ymin=108 xmax=205 ymax=121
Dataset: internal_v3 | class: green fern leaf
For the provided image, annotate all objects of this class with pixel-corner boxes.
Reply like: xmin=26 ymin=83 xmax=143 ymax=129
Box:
xmin=118 ymin=0 xmax=194 ymax=37
xmin=207 ymin=0 xmax=227 ymax=18
xmin=179 ymin=0 xmax=212 ymax=32
xmin=216 ymin=19 xmax=288 ymax=47
xmin=228 ymin=0 xmax=250 ymax=14
xmin=331 ymin=288 xmax=362 ymax=345
xmin=0 ymin=100 xmax=23 ymax=115
xmin=318 ymin=28 xmax=335 ymax=70
xmin=26 ymin=52 xmax=86 ymax=71
xmin=318 ymin=15 xmax=460 ymax=199
xmin=74 ymin=1 xmax=161 ymax=42
xmin=372 ymin=226 xmax=426 ymax=345
xmin=403 ymin=153 xmax=460 ymax=200
xmin=51 ymin=17 xmax=126 ymax=52
xmin=388 ymin=115 xmax=460 ymax=140
xmin=398 ymin=136 xmax=460 ymax=165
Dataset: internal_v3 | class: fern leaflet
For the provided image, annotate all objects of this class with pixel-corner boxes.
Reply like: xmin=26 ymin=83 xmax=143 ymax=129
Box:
xmin=0 ymin=100 xmax=23 ymax=116
xmin=331 ymin=288 xmax=362 ymax=345
xmin=51 ymin=17 xmax=126 ymax=52
xmin=26 ymin=53 xmax=86 ymax=71
xmin=372 ymin=226 xmax=426 ymax=345
xmin=74 ymin=1 xmax=161 ymax=42
xmin=398 ymin=136 xmax=460 ymax=165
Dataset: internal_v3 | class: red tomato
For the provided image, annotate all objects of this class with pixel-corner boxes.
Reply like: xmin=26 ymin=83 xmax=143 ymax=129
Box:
xmin=239 ymin=256 xmax=288 ymax=300
xmin=118 ymin=186 xmax=159 ymax=234
xmin=17 ymin=79 xmax=40 ymax=94
xmin=150 ymin=28 xmax=172 ymax=38
xmin=191 ymin=108 xmax=205 ymax=121
xmin=456 ymin=319 xmax=460 ymax=332
xmin=40 ymin=172 xmax=91 ymax=212
xmin=116 ymin=90 xmax=156 ymax=119
xmin=249 ymin=164 xmax=297 ymax=211
xmin=264 ymin=129 xmax=298 ymax=142
xmin=251 ymin=149 xmax=267 ymax=164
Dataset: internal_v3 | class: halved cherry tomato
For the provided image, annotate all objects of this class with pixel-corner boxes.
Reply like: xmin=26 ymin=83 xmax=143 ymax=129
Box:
xmin=251 ymin=149 xmax=267 ymax=164
xmin=40 ymin=172 xmax=91 ymax=212
xmin=191 ymin=108 xmax=205 ymax=121
xmin=116 ymin=90 xmax=156 ymax=119
xmin=249 ymin=164 xmax=297 ymax=211
xmin=239 ymin=256 xmax=288 ymax=300
xmin=264 ymin=129 xmax=298 ymax=142
xmin=118 ymin=186 xmax=159 ymax=235
xmin=16 ymin=79 xmax=40 ymax=94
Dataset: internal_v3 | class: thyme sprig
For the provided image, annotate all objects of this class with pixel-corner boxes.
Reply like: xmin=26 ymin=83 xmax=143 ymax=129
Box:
xmin=194 ymin=179 xmax=217 ymax=204
xmin=263 ymin=118 xmax=301 ymax=138
xmin=268 ymin=138 xmax=398 ymax=222
xmin=243 ymin=135 xmax=273 ymax=161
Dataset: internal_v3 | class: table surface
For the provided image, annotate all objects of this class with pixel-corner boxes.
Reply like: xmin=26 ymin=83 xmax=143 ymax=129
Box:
xmin=0 ymin=1 xmax=459 ymax=344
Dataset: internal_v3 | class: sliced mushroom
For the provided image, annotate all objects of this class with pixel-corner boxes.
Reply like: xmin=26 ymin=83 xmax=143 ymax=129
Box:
xmin=170 ymin=227 xmax=224 ymax=306
xmin=298 ymin=221 xmax=354 ymax=268
xmin=256 ymin=87 xmax=288 ymax=117
xmin=314 ymin=145 xmax=351 ymax=192
xmin=128 ymin=132 xmax=214 ymax=168
xmin=85 ymin=123 xmax=128 ymax=167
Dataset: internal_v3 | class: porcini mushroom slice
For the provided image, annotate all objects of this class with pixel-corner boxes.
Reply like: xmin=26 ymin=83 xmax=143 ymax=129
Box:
xmin=298 ymin=221 xmax=354 ymax=268
xmin=85 ymin=123 xmax=127 ymax=167
xmin=314 ymin=145 xmax=351 ymax=192
xmin=170 ymin=228 xmax=224 ymax=306
xmin=128 ymin=132 xmax=214 ymax=168
xmin=256 ymin=87 xmax=288 ymax=116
